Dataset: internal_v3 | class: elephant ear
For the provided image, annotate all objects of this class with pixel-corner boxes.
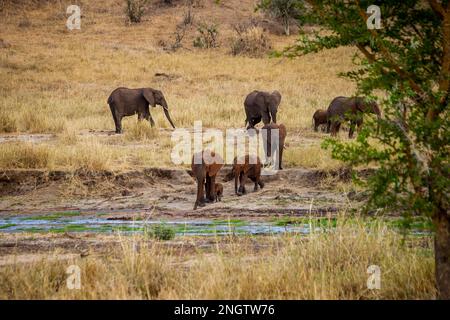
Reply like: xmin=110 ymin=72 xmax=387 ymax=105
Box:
xmin=266 ymin=91 xmax=281 ymax=109
xmin=142 ymin=88 xmax=156 ymax=107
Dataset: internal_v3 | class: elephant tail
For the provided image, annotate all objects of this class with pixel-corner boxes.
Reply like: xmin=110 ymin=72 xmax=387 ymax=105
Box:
xmin=107 ymin=95 xmax=114 ymax=105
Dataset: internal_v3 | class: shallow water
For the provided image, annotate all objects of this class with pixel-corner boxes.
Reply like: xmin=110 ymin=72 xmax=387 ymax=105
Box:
xmin=0 ymin=214 xmax=312 ymax=236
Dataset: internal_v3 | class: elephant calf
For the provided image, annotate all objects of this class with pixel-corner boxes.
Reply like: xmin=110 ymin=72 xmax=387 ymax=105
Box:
xmin=312 ymin=109 xmax=328 ymax=132
xmin=214 ymin=183 xmax=223 ymax=202
xmin=262 ymin=123 xmax=287 ymax=170
xmin=232 ymin=155 xmax=264 ymax=196
xmin=191 ymin=150 xmax=224 ymax=210
xmin=107 ymin=87 xmax=175 ymax=134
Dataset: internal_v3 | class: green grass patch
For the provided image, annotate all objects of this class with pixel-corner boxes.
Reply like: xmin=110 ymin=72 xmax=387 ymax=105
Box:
xmin=0 ymin=223 xmax=17 ymax=230
xmin=19 ymin=212 xmax=81 ymax=221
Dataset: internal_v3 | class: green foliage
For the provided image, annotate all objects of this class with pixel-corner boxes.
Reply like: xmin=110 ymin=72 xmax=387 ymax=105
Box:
xmin=193 ymin=23 xmax=219 ymax=48
xmin=284 ymin=1 xmax=449 ymax=222
xmin=144 ymin=223 xmax=176 ymax=241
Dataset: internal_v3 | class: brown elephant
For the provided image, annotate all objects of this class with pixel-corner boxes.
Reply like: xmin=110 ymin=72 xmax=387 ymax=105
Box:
xmin=312 ymin=109 xmax=328 ymax=132
xmin=230 ymin=155 xmax=264 ymax=196
xmin=244 ymin=90 xmax=281 ymax=129
xmin=107 ymin=87 xmax=175 ymax=133
xmin=326 ymin=96 xmax=381 ymax=138
xmin=262 ymin=123 xmax=287 ymax=170
xmin=214 ymin=183 xmax=223 ymax=202
xmin=191 ymin=150 xmax=224 ymax=210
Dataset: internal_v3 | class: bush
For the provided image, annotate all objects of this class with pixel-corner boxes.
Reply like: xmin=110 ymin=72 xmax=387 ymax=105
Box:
xmin=193 ymin=23 xmax=219 ymax=48
xmin=145 ymin=223 xmax=175 ymax=241
xmin=230 ymin=26 xmax=271 ymax=57
xmin=125 ymin=0 xmax=148 ymax=23
xmin=0 ymin=112 xmax=17 ymax=133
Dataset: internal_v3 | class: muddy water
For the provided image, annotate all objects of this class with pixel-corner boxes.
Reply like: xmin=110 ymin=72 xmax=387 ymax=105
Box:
xmin=0 ymin=214 xmax=314 ymax=236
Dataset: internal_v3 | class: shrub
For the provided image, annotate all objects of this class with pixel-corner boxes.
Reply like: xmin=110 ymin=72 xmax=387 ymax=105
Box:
xmin=125 ymin=0 xmax=148 ymax=23
xmin=0 ymin=112 xmax=17 ymax=133
xmin=230 ymin=26 xmax=271 ymax=57
xmin=193 ymin=23 xmax=219 ymax=49
xmin=144 ymin=223 xmax=175 ymax=241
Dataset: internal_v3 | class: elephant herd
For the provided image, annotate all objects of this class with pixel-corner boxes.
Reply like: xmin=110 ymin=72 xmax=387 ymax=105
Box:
xmin=312 ymin=96 xmax=381 ymax=138
xmin=107 ymin=87 xmax=379 ymax=209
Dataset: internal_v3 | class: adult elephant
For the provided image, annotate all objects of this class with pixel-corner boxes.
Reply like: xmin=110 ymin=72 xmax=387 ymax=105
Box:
xmin=107 ymin=87 xmax=175 ymax=134
xmin=327 ymin=96 xmax=381 ymax=138
xmin=244 ymin=90 xmax=281 ymax=129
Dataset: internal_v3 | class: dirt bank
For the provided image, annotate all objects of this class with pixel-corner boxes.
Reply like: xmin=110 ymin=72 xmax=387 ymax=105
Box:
xmin=0 ymin=167 xmax=364 ymax=218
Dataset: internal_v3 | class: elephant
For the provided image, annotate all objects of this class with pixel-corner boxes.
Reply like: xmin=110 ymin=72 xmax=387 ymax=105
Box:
xmin=326 ymin=96 xmax=381 ymax=138
xmin=231 ymin=155 xmax=264 ymax=196
xmin=244 ymin=90 xmax=281 ymax=129
xmin=261 ymin=123 xmax=287 ymax=170
xmin=191 ymin=150 xmax=224 ymax=210
xmin=214 ymin=183 xmax=223 ymax=202
xmin=107 ymin=87 xmax=175 ymax=134
xmin=312 ymin=109 xmax=328 ymax=132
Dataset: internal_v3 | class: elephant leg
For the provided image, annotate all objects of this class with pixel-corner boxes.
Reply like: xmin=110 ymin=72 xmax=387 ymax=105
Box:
xmin=239 ymin=171 xmax=248 ymax=195
xmin=335 ymin=122 xmax=341 ymax=136
xmin=254 ymin=173 xmax=261 ymax=191
xmin=262 ymin=111 xmax=271 ymax=125
xmin=349 ymin=120 xmax=356 ymax=139
xmin=331 ymin=121 xmax=339 ymax=137
xmin=143 ymin=112 xmax=155 ymax=127
xmin=314 ymin=120 xmax=319 ymax=132
xmin=205 ymin=175 xmax=212 ymax=203
xmin=109 ymin=105 xmax=122 ymax=134
xmin=147 ymin=112 xmax=155 ymax=127
xmin=194 ymin=175 xmax=206 ymax=210
xmin=326 ymin=120 xmax=331 ymax=133
xmin=356 ymin=119 xmax=363 ymax=133
xmin=278 ymin=145 xmax=284 ymax=170
xmin=209 ymin=175 xmax=217 ymax=202
xmin=234 ymin=170 xmax=239 ymax=195
xmin=115 ymin=114 xmax=123 ymax=134
xmin=258 ymin=180 xmax=265 ymax=189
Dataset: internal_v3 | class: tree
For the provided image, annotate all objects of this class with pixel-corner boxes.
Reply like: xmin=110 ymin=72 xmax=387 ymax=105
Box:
xmin=282 ymin=0 xmax=449 ymax=299
xmin=257 ymin=0 xmax=304 ymax=35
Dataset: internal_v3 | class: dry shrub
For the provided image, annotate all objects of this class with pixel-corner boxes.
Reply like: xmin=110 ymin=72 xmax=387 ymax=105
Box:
xmin=56 ymin=139 xmax=113 ymax=171
xmin=0 ymin=142 xmax=52 ymax=169
xmin=230 ymin=26 xmax=272 ymax=57
xmin=125 ymin=0 xmax=149 ymax=24
xmin=124 ymin=121 xmax=160 ymax=141
xmin=57 ymin=126 xmax=79 ymax=145
xmin=0 ymin=111 xmax=17 ymax=133
xmin=20 ymin=110 xmax=65 ymax=133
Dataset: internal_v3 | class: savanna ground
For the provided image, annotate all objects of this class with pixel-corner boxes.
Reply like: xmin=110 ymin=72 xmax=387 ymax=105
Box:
xmin=0 ymin=0 xmax=436 ymax=299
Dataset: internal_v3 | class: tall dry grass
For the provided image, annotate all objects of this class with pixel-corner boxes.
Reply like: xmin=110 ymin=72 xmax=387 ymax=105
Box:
xmin=0 ymin=217 xmax=435 ymax=299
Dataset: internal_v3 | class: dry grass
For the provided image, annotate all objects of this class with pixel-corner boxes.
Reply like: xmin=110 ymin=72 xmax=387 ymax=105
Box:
xmin=0 ymin=142 xmax=52 ymax=169
xmin=0 ymin=217 xmax=435 ymax=299
xmin=0 ymin=0 xmax=357 ymax=171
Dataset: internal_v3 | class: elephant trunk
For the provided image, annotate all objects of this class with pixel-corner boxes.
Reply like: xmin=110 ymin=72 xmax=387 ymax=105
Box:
xmin=162 ymin=101 xmax=175 ymax=129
